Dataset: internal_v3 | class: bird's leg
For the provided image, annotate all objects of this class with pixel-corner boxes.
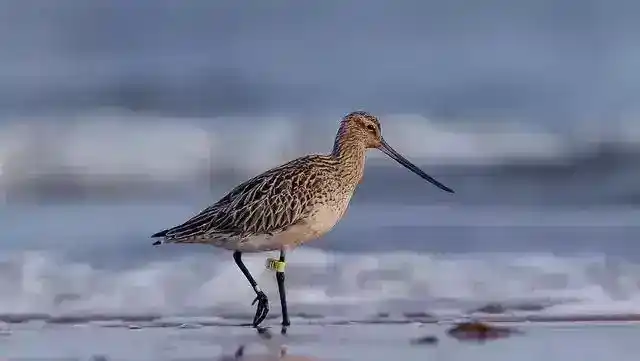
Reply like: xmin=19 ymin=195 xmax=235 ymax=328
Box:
xmin=276 ymin=249 xmax=290 ymax=334
xmin=233 ymin=251 xmax=269 ymax=329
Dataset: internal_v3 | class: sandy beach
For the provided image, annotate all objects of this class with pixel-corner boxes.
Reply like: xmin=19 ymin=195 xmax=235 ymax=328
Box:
xmin=1 ymin=317 xmax=640 ymax=361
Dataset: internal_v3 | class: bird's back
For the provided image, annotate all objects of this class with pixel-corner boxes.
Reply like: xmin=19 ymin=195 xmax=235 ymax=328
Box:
xmin=152 ymin=154 xmax=345 ymax=248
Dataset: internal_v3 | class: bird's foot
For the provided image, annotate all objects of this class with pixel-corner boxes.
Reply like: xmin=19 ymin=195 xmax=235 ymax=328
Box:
xmin=251 ymin=291 xmax=270 ymax=328
xmin=256 ymin=326 xmax=272 ymax=339
xmin=280 ymin=320 xmax=290 ymax=335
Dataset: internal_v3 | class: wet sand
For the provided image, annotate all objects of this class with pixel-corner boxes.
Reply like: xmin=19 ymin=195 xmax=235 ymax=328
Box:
xmin=3 ymin=312 xmax=640 ymax=326
xmin=1 ymin=317 xmax=640 ymax=361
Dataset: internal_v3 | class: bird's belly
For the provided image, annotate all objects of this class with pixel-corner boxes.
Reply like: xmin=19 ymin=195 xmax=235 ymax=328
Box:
xmin=227 ymin=206 xmax=345 ymax=253
xmin=228 ymin=227 xmax=321 ymax=253
xmin=305 ymin=205 xmax=344 ymax=238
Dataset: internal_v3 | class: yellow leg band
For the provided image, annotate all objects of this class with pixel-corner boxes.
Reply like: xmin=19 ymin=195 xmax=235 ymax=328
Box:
xmin=265 ymin=258 xmax=286 ymax=272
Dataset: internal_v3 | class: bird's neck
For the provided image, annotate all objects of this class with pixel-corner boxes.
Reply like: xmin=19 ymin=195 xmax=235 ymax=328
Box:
xmin=331 ymin=132 xmax=366 ymax=186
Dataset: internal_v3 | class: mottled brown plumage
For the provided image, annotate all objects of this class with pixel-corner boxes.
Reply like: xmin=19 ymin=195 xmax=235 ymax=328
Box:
xmin=152 ymin=111 xmax=452 ymax=251
xmin=151 ymin=111 xmax=453 ymax=331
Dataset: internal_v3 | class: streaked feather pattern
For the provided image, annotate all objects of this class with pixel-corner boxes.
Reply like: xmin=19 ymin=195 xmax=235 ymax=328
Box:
xmin=153 ymin=155 xmax=338 ymax=244
xmin=151 ymin=111 xmax=393 ymax=252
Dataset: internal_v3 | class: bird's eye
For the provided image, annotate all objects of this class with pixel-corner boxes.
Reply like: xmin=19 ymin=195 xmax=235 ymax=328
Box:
xmin=366 ymin=124 xmax=376 ymax=132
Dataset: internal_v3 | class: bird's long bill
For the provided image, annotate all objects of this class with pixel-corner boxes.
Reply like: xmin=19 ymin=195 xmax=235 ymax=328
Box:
xmin=379 ymin=138 xmax=455 ymax=193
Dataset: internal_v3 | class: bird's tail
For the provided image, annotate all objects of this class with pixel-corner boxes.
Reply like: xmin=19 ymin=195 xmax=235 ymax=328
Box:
xmin=151 ymin=229 xmax=169 ymax=245
xmin=150 ymin=228 xmax=203 ymax=245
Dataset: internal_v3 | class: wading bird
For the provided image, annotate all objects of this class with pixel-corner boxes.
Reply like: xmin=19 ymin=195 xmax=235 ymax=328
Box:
xmin=151 ymin=111 xmax=454 ymax=334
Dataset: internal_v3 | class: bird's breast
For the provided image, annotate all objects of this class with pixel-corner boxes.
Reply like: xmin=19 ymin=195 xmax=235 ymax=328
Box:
xmin=306 ymin=191 xmax=353 ymax=236
xmin=306 ymin=206 xmax=342 ymax=237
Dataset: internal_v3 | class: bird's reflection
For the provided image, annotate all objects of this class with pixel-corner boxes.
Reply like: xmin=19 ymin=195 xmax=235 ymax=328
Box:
xmin=217 ymin=344 xmax=322 ymax=361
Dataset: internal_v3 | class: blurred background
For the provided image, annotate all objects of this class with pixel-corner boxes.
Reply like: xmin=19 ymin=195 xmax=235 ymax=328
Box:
xmin=1 ymin=0 xmax=639 ymax=321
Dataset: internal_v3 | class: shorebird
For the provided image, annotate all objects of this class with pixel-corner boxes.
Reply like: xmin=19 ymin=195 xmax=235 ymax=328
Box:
xmin=151 ymin=111 xmax=454 ymax=333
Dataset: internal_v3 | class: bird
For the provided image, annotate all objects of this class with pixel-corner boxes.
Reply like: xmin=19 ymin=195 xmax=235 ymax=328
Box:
xmin=151 ymin=111 xmax=454 ymax=334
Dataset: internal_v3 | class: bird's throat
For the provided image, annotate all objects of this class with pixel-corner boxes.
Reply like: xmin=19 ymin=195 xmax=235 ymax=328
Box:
xmin=332 ymin=138 xmax=366 ymax=186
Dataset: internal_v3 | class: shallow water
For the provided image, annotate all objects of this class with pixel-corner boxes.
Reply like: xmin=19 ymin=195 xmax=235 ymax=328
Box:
xmin=1 ymin=322 xmax=639 ymax=361
xmin=1 ymin=198 xmax=639 ymax=320
xmin=1 ymin=200 xmax=639 ymax=320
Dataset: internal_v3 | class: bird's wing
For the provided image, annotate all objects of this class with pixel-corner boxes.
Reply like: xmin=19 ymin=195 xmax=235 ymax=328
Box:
xmin=153 ymin=156 xmax=327 ymax=242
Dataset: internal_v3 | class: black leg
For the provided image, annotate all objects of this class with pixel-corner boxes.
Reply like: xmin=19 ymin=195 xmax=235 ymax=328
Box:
xmin=276 ymin=249 xmax=290 ymax=334
xmin=233 ymin=251 xmax=269 ymax=329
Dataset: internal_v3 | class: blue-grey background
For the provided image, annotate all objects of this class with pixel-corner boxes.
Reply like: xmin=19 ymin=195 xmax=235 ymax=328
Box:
xmin=0 ymin=0 xmax=639 ymax=320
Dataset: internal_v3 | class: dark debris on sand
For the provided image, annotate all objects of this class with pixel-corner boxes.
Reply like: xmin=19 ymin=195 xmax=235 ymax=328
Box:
xmin=447 ymin=321 xmax=523 ymax=342
xmin=410 ymin=335 xmax=439 ymax=346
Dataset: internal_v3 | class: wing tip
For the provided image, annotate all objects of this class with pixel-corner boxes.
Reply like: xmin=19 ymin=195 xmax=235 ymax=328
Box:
xmin=151 ymin=229 xmax=169 ymax=238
